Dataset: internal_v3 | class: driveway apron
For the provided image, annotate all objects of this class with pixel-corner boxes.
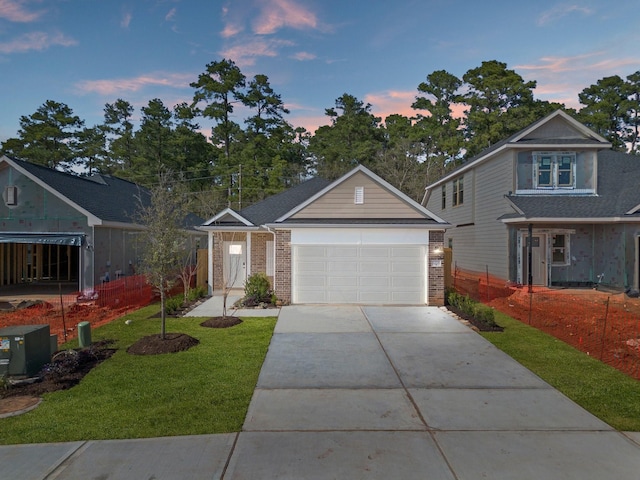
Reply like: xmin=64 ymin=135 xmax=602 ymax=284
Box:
xmin=226 ymin=305 xmax=640 ymax=480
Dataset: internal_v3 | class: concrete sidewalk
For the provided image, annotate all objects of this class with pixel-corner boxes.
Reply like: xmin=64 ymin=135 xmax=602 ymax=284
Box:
xmin=3 ymin=304 xmax=640 ymax=479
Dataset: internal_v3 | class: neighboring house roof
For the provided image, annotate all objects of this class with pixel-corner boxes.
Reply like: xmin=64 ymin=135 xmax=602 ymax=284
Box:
xmin=202 ymin=165 xmax=449 ymax=229
xmin=502 ymin=149 xmax=640 ymax=223
xmin=425 ymin=109 xmax=611 ymax=192
xmin=1 ymin=155 xmax=149 ymax=226
xmin=1 ymin=155 xmax=203 ymax=229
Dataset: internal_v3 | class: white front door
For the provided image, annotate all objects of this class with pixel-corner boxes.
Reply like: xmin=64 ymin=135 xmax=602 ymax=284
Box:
xmin=223 ymin=241 xmax=246 ymax=289
xmin=522 ymin=234 xmax=547 ymax=286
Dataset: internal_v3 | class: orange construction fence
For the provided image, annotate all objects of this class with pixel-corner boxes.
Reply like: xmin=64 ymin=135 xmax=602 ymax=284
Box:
xmin=452 ymin=268 xmax=640 ymax=380
xmin=0 ymin=275 xmax=154 ymax=345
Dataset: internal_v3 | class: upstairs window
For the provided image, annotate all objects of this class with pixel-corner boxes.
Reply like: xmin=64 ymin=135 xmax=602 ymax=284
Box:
xmin=534 ymin=152 xmax=576 ymax=189
xmin=441 ymin=185 xmax=446 ymax=209
xmin=453 ymin=176 xmax=464 ymax=206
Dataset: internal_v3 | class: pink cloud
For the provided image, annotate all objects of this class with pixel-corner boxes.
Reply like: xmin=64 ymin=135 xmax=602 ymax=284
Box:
xmin=0 ymin=0 xmax=44 ymax=22
xmin=221 ymin=38 xmax=293 ymax=67
xmin=537 ymin=4 xmax=593 ymax=26
xmin=515 ymin=52 xmax=640 ymax=107
xmin=365 ymin=90 xmax=418 ymax=121
xmin=120 ymin=11 xmax=132 ymax=28
xmin=291 ymin=51 xmax=315 ymax=61
xmin=75 ymin=73 xmax=193 ymax=96
xmin=253 ymin=0 xmax=318 ymax=34
xmin=0 ymin=31 xmax=77 ymax=54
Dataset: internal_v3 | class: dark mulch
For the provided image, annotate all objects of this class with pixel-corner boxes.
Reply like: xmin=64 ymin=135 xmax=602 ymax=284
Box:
xmin=0 ymin=340 xmax=117 ymax=400
xmin=127 ymin=333 xmax=199 ymax=355
xmin=200 ymin=316 xmax=243 ymax=328
xmin=446 ymin=305 xmax=504 ymax=332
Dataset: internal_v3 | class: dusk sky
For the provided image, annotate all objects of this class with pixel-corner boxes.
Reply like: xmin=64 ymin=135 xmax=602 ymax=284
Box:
xmin=1 ymin=0 xmax=639 ymax=143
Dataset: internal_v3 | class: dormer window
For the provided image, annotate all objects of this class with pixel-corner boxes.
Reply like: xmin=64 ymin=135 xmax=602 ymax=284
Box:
xmin=534 ymin=152 xmax=575 ymax=189
xmin=354 ymin=186 xmax=364 ymax=204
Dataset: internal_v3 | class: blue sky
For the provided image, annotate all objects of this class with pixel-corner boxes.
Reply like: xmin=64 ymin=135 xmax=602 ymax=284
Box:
xmin=1 ymin=0 xmax=639 ymax=143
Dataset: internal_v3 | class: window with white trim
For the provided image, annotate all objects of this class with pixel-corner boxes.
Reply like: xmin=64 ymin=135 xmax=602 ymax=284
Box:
xmin=552 ymin=234 xmax=570 ymax=266
xmin=453 ymin=176 xmax=464 ymax=206
xmin=534 ymin=152 xmax=576 ymax=189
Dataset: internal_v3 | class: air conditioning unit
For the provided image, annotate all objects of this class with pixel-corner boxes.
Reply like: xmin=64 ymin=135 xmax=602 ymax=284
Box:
xmin=0 ymin=325 xmax=51 ymax=377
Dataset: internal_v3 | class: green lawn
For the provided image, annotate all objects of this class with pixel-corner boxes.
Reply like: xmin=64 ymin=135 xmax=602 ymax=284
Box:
xmin=482 ymin=311 xmax=640 ymax=432
xmin=0 ymin=304 xmax=277 ymax=445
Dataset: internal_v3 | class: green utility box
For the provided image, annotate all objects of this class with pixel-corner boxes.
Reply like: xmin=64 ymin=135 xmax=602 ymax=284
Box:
xmin=0 ymin=325 xmax=51 ymax=377
xmin=78 ymin=321 xmax=91 ymax=348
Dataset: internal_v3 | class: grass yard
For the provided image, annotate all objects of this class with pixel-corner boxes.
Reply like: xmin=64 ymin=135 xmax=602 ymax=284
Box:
xmin=482 ymin=311 xmax=640 ymax=432
xmin=0 ymin=304 xmax=277 ymax=445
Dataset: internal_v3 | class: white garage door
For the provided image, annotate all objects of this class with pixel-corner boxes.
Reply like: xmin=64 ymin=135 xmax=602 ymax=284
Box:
xmin=292 ymin=244 xmax=426 ymax=304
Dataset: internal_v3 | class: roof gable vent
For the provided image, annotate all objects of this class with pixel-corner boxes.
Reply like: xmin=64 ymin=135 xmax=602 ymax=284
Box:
xmin=354 ymin=186 xmax=364 ymax=205
xmin=5 ymin=186 xmax=17 ymax=206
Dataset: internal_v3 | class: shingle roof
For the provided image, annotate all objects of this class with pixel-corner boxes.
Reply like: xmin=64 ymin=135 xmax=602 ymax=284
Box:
xmin=506 ymin=150 xmax=640 ymax=219
xmin=236 ymin=177 xmax=333 ymax=225
xmin=7 ymin=157 xmax=150 ymax=224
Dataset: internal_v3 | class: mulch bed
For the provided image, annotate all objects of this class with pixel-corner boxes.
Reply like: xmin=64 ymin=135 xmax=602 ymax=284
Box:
xmin=446 ymin=305 xmax=504 ymax=332
xmin=127 ymin=333 xmax=199 ymax=355
xmin=0 ymin=340 xmax=117 ymax=401
xmin=200 ymin=316 xmax=243 ymax=328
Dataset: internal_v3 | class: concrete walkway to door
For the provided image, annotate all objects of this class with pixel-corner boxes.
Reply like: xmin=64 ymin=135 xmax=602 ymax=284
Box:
xmin=225 ymin=305 xmax=640 ymax=479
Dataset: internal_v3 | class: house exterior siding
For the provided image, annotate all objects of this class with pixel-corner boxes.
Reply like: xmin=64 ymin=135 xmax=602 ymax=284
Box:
xmin=292 ymin=171 xmax=424 ymax=219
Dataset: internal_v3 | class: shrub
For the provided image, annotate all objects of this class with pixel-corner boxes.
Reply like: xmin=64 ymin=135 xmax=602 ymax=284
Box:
xmin=164 ymin=295 xmax=183 ymax=315
xmin=187 ymin=286 xmax=207 ymax=302
xmin=447 ymin=291 xmax=499 ymax=328
xmin=244 ymin=273 xmax=272 ymax=303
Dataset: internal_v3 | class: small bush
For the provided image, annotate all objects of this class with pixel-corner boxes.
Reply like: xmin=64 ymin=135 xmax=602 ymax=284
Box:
xmin=447 ymin=291 xmax=500 ymax=329
xmin=187 ymin=286 xmax=207 ymax=302
xmin=244 ymin=273 xmax=272 ymax=303
xmin=164 ymin=295 xmax=183 ymax=315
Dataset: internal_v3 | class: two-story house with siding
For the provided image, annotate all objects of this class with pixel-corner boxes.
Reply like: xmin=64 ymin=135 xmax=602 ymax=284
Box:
xmin=423 ymin=109 xmax=640 ymax=291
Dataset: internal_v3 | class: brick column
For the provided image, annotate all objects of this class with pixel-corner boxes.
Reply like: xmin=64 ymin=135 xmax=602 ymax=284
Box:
xmin=428 ymin=230 xmax=445 ymax=306
xmin=275 ymin=230 xmax=291 ymax=304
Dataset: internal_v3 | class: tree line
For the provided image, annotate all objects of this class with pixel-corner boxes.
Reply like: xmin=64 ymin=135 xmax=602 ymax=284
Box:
xmin=2 ymin=59 xmax=639 ymax=214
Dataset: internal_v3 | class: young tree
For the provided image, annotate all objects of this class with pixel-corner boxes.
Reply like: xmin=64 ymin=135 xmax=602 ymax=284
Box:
xmin=135 ymin=171 xmax=190 ymax=339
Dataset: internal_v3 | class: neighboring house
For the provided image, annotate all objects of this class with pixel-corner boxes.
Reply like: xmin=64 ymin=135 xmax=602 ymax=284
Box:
xmin=0 ymin=155 xmax=204 ymax=293
xmin=200 ymin=165 xmax=450 ymax=305
xmin=423 ymin=109 xmax=640 ymax=291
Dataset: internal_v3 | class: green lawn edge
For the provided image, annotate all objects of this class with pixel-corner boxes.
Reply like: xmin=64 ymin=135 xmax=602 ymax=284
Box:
xmin=0 ymin=304 xmax=277 ymax=445
xmin=482 ymin=311 xmax=640 ymax=432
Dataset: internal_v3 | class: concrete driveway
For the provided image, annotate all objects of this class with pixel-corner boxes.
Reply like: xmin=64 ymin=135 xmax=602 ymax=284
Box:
xmin=3 ymin=304 xmax=640 ymax=479
xmin=226 ymin=305 xmax=640 ymax=479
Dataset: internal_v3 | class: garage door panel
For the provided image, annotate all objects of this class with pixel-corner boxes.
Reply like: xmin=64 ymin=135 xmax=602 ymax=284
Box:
xmin=360 ymin=262 xmax=390 ymax=274
xmin=293 ymin=244 xmax=426 ymax=305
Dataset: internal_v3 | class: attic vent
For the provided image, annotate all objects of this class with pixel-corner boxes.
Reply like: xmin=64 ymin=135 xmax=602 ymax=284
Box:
xmin=5 ymin=186 xmax=17 ymax=206
xmin=354 ymin=186 xmax=364 ymax=205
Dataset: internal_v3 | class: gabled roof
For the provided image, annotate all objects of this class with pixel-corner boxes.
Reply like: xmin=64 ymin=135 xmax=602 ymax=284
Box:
xmin=502 ymin=150 xmax=640 ymax=222
xmin=201 ymin=177 xmax=332 ymax=228
xmin=1 ymin=155 xmax=150 ymax=226
xmin=202 ymin=165 xmax=449 ymax=229
xmin=426 ymin=109 xmax=611 ymax=191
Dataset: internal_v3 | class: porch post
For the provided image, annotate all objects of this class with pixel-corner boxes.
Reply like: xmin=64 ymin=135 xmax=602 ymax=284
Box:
xmin=528 ymin=223 xmax=533 ymax=293
xmin=207 ymin=231 xmax=214 ymax=295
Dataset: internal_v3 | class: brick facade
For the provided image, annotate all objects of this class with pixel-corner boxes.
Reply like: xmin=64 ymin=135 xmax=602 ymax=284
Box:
xmin=250 ymin=232 xmax=274 ymax=286
xmin=274 ymin=230 xmax=291 ymax=303
xmin=428 ymin=230 xmax=445 ymax=306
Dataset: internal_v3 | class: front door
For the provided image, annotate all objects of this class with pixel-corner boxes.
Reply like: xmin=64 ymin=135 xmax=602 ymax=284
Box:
xmin=223 ymin=241 xmax=246 ymax=289
xmin=522 ymin=234 xmax=547 ymax=286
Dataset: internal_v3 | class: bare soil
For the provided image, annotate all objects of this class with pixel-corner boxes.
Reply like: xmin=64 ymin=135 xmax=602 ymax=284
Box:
xmin=127 ymin=333 xmax=200 ymax=355
xmin=200 ymin=316 xmax=243 ymax=328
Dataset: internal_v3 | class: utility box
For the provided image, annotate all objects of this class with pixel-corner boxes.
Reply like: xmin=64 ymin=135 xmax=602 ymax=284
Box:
xmin=0 ymin=325 xmax=51 ymax=377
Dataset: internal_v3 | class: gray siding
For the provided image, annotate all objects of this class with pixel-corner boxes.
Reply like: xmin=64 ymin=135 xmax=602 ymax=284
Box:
xmin=427 ymin=152 xmax=516 ymax=279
